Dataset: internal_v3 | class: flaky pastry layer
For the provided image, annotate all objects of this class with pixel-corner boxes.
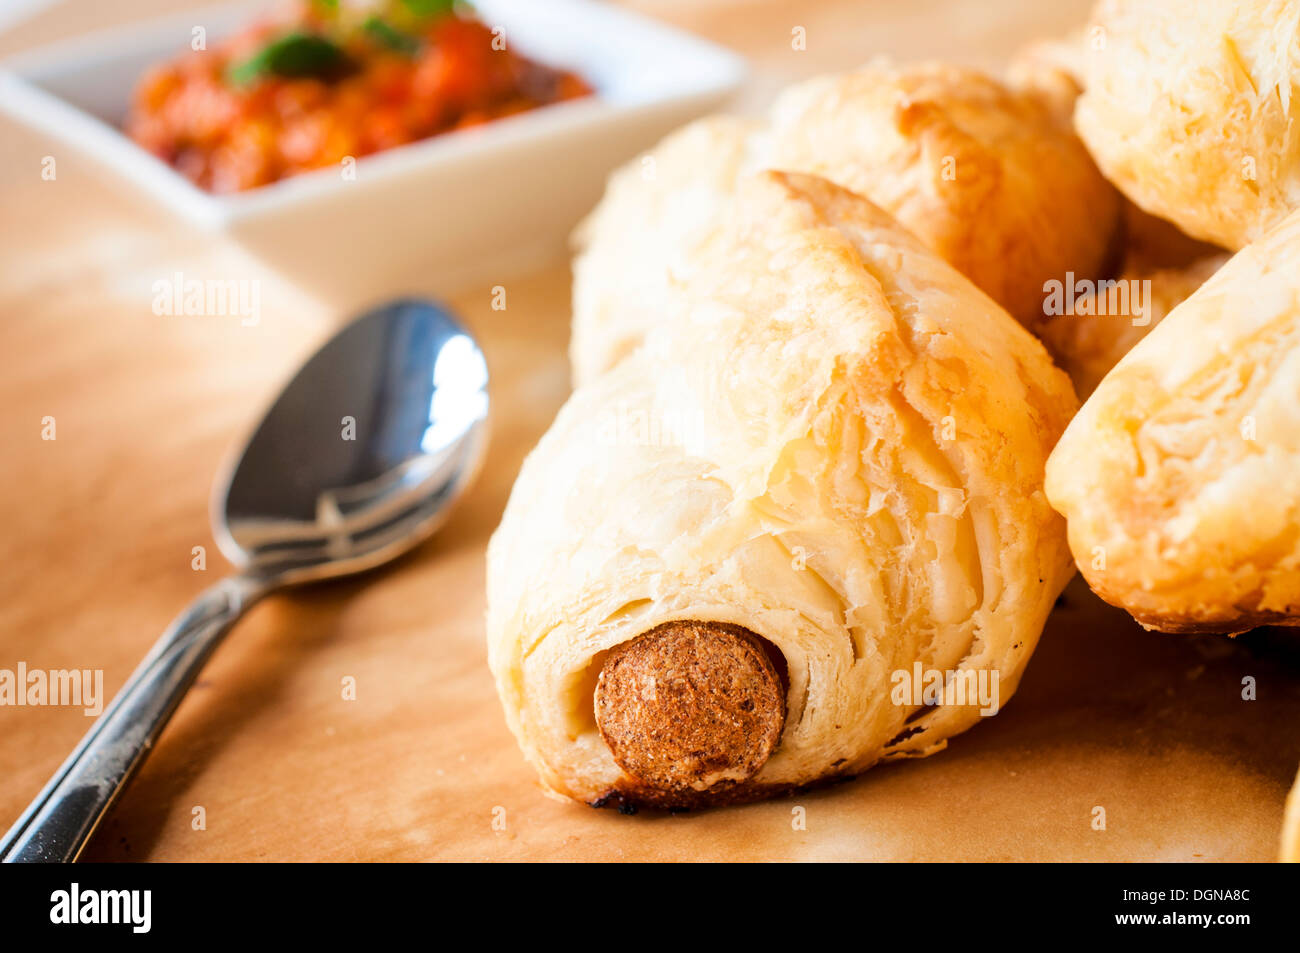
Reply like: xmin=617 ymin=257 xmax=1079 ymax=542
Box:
xmin=1046 ymin=207 xmax=1300 ymax=633
xmin=489 ymin=173 xmax=1077 ymax=806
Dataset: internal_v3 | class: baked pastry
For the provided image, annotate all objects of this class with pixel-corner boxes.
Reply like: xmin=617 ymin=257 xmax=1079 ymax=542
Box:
xmin=1006 ymin=31 xmax=1087 ymax=123
xmin=489 ymin=171 xmax=1078 ymax=808
xmin=570 ymin=60 xmax=1121 ymax=385
xmin=1038 ymin=252 xmax=1227 ymax=399
xmin=1075 ymin=0 xmax=1300 ymax=251
xmin=1009 ymin=31 xmax=1225 ymax=273
xmin=1045 ymin=206 xmax=1300 ymax=633
xmin=570 ymin=115 xmax=768 ymax=386
xmin=768 ymin=62 xmax=1121 ymax=332
xmin=1006 ymin=28 xmax=1227 ymax=275
xmin=1007 ymin=31 xmax=1228 ymax=398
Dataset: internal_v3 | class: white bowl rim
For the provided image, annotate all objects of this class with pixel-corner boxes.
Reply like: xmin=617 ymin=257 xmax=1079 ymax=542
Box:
xmin=0 ymin=0 xmax=747 ymax=228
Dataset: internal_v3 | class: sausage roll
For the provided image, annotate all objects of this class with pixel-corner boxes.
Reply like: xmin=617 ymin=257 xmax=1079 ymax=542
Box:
xmin=571 ymin=61 xmax=1121 ymax=385
xmin=1045 ymin=207 xmax=1300 ymax=633
xmin=489 ymin=172 xmax=1077 ymax=808
xmin=766 ymin=62 xmax=1120 ymax=333
xmin=1075 ymin=0 xmax=1300 ymax=251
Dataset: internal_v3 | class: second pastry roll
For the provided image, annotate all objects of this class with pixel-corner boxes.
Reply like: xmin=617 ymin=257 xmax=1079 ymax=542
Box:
xmin=488 ymin=172 xmax=1077 ymax=808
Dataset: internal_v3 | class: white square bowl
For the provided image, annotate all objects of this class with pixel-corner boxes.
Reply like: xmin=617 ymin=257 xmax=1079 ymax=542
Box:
xmin=0 ymin=0 xmax=745 ymax=306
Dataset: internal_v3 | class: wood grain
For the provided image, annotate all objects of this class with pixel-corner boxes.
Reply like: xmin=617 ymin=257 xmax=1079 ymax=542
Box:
xmin=1 ymin=0 xmax=1297 ymax=861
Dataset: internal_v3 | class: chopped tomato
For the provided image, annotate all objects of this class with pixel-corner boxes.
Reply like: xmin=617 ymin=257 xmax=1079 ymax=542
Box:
xmin=126 ymin=7 xmax=592 ymax=193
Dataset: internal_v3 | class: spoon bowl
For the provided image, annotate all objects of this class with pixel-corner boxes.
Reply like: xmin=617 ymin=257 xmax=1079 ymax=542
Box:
xmin=0 ymin=298 xmax=488 ymax=862
xmin=216 ymin=299 xmax=489 ymax=583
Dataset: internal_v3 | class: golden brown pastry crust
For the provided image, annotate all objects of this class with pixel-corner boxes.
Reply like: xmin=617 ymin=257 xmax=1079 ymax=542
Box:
xmin=768 ymin=61 xmax=1122 ymax=332
xmin=489 ymin=172 xmax=1077 ymax=808
xmin=1045 ymin=207 xmax=1300 ymax=634
xmin=1076 ymin=0 xmax=1300 ymax=251
xmin=570 ymin=61 xmax=1121 ymax=385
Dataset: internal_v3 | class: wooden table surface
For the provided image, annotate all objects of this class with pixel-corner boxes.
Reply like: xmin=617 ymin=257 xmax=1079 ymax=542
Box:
xmin=2 ymin=0 xmax=1298 ymax=862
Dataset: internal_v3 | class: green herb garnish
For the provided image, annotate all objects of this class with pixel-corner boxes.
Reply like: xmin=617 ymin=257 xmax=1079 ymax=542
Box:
xmin=362 ymin=16 xmax=420 ymax=54
xmin=227 ymin=32 xmax=351 ymax=87
xmin=399 ymin=0 xmax=459 ymax=19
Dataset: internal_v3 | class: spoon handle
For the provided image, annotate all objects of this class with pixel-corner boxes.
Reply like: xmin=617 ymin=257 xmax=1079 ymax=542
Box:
xmin=0 ymin=573 xmax=269 ymax=862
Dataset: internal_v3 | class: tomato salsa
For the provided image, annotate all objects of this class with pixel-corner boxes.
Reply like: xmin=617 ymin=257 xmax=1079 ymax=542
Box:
xmin=126 ymin=1 xmax=593 ymax=193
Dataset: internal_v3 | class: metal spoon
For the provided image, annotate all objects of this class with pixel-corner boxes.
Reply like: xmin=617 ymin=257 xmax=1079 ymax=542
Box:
xmin=0 ymin=298 xmax=489 ymax=862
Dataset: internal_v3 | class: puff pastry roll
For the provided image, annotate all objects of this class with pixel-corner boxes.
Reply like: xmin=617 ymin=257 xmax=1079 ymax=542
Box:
xmin=1046 ymin=207 xmax=1300 ymax=633
xmin=1076 ymin=0 xmax=1300 ymax=251
xmin=768 ymin=62 xmax=1121 ymax=333
xmin=489 ymin=172 xmax=1077 ymax=808
xmin=571 ymin=61 xmax=1120 ymax=385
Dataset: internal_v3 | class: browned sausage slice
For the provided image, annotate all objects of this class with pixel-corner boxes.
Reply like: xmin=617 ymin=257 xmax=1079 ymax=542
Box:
xmin=595 ymin=621 xmax=786 ymax=795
